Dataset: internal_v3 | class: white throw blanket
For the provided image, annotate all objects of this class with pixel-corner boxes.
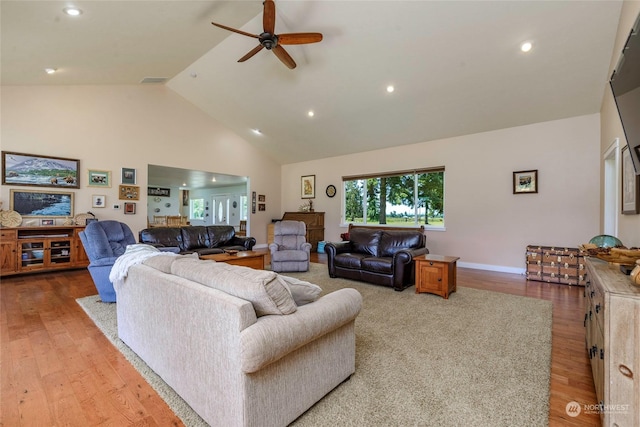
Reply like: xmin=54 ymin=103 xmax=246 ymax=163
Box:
xmin=109 ymin=244 xmax=177 ymax=282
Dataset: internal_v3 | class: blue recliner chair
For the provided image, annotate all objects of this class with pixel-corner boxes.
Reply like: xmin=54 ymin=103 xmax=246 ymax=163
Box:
xmin=79 ymin=220 xmax=136 ymax=302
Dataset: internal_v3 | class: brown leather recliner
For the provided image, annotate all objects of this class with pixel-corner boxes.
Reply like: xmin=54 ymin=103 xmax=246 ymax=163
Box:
xmin=325 ymin=227 xmax=429 ymax=291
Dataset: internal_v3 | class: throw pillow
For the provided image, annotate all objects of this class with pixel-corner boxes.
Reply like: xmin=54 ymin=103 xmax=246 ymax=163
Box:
xmin=143 ymin=252 xmax=198 ymax=274
xmin=170 ymin=257 xmax=297 ymax=316
xmin=278 ymin=275 xmax=322 ymax=306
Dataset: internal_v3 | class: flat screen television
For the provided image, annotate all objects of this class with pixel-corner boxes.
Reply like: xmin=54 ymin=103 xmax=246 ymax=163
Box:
xmin=610 ymin=12 xmax=640 ymax=175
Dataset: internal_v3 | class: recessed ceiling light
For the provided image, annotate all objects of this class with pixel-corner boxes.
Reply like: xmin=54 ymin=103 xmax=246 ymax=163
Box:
xmin=386 ymin=85 xmax=395 ymax=93
xmin=520 ymin=42 xmax=533 ymax=53
xmin=211 ymin=177 xmax=217 ymax=182
xmin=252 ymin=129 xmax=262 ymax=135
xmin=63 ymin=7 xmax=82 ymax=16
xmin=44 ymin=68 xmax=57 ymax=74
xmin=307 ymin=110 xmax=315 ymax=117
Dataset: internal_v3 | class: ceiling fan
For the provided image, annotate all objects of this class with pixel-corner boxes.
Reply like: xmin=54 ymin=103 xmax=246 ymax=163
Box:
xmin=211 ymin=0 xmax=322 ymax=69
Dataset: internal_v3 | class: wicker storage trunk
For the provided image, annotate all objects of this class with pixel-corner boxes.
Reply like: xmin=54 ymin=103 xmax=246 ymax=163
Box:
xmin=526 ymin=245 xmax=586 ymax=286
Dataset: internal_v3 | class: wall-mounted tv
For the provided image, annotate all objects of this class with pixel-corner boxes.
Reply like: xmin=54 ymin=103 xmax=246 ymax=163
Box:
xmin=610 ymin=12 xmax=640 ymax=175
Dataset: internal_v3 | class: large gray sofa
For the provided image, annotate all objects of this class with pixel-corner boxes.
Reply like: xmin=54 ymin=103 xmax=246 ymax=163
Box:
xmin=114 ymin=254 xmax=362 ymax=427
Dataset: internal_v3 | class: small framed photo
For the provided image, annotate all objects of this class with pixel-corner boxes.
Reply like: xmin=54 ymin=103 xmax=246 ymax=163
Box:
xmin=258 ymin=203 xmax=266 ymax=211
xmin=121 ymin=167 xmax=136 ymax=184
xmin=513 ymin=170 xmax=538 ymax=194
xmin=92 ymin=195 xmax=106 ymax=208
xmin=258 ymin=194 xmax=266 ymax=202
xmin=119 ymin=185 xmax=140 ymax=200
xmin=88 ymin=169 xmax=111 ymax=187
xmin=622 ymin=145 xmax=640 ymax=214
xmin=40 ymin=219 xmax=55 ymax=226
xmin=301 ymin=175 xmax=316 ymax=199
xmin=124 ymin=202 xmax=136 ymax=215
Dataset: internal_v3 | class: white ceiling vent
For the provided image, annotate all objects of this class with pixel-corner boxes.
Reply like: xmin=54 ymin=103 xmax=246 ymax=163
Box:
xmin=140 ymin=77 xmax=168 ymax=84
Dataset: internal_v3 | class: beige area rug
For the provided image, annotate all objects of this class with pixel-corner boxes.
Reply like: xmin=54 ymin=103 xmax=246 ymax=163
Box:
xmin=77 ymin=263 xmax=552 ymax=427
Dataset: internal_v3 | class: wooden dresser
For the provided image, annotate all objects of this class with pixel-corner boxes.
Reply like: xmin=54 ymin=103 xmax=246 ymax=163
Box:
xmin=269 ymin=212 xmax=325 ymax=252
xmin=0 ymin=226 xmax=89 ymax=276
xmin=584 ymin=258 xmax=639 ymax=426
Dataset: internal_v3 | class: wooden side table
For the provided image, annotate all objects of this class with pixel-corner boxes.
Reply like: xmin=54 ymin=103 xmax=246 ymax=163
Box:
xmin=415 ymin=254 xmax=460 ymax=299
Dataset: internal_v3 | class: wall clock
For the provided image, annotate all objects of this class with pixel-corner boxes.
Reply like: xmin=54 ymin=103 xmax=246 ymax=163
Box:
xmin=326 ymin=185 xmax=336 ymax=198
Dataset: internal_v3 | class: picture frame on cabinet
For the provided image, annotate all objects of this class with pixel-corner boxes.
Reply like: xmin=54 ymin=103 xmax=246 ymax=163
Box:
xmin=88 ymin=169 xmax=111 ymax=187
xmin=622 ymin=145 xmax=640 ymax=214
xmin=2 ymin=151 xmax=80 ymax=189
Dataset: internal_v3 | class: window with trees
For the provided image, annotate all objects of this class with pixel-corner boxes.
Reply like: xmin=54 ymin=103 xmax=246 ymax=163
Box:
xmin=190 ymin=198 xmax=205 ymax=220
xmin=343 ymin=168 xmax=444 ymax=228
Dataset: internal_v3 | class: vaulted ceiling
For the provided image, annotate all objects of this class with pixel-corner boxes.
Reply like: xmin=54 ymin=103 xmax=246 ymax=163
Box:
xmin=2 ymin=1 xmax=624 ymax=166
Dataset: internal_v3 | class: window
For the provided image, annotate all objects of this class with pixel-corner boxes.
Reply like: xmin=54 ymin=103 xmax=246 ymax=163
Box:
xmin=343 ymin=167 xmax=444 ymax=228
xmin=190 ymin=198 xmax=205 ymax=220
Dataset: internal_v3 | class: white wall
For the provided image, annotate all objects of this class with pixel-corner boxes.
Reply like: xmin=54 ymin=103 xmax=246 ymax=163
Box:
xmin=0 ymin=85 xmax=281 ymax=245
xmin=601 ymin=0 xmax=640 ymax=248
xmin=282 ymin=114 xmax=601 ymax=272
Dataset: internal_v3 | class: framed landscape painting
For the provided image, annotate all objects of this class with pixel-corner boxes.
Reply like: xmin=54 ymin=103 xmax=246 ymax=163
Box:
xmin=10 ymin=189 xmax=74 ymax=217
xmin=2 ymin=151 xmax=80 ymax=188
xmin=513 ymin=170 xmax=538 ymax=194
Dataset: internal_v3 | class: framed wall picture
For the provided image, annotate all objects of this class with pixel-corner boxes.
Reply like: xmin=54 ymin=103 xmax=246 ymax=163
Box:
xmin=513 ymin=170 xmax=538 ymax=194
xmin=148 ymin=187 xmax=170 ymax=197
xmin=2 ymin=151 xmax=80 ymax=188
xmin=10 ymin=189 xmax=74 ymax=217
xmin=124 ymin=202 xmax=136 ymax=215
xmin=622 ymin=145 xmax=640 ymax=214
xmin=92 ymin=195 xmax=106 ymax=208
xmin=121 ymin=167 xmax=136 ymax=184
xmin=252 ymin=191 xmax=256 ymax=214
xmin=301 ymin=175 xmax=316 ymax=199
xmin=258 ymin=194 xmax=266 ymax=202
xmin=88 ymin=169 xmax=111 ymax=187
xmin=258 ymin=203 xmax=266 ymax=211
xmin=119 ymin=185 xmax=140 ymax=200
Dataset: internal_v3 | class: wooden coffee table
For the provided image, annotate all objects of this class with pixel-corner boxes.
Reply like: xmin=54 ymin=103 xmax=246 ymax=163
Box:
xmin=199 ymin=250 xmax=266 ymax=270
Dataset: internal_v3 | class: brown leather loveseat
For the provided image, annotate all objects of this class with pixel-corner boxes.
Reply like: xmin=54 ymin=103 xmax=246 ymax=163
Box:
xmin=325 ymin=225 xmax=428 ymax=291
xmin=139 ymin=225 xmax=256 ymax=255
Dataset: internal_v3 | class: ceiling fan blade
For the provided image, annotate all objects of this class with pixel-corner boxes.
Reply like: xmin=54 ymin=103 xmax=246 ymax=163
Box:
xmin=238 ymin=45 xmax=264 ymax=62
xmin=211 ymin=22 xmax=259 ymax=39
xmin=272 ymin=45 xmax=296 ymax=69
xmin=278 ymin=33 xmax=323 ymax=45
xmin=263 ymin=0 xmax=276 ymax=34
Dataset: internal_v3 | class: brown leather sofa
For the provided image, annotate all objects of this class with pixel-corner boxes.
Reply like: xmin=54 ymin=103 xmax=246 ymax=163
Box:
xmin=325 ymin=225 xmax=428 ymax=291
xmin=139 ymin=225 xmax=256 ymax=255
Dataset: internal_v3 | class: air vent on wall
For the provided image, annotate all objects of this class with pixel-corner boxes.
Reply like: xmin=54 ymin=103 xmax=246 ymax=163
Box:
xmin=140 ymin=77 xmax=168 ymax=84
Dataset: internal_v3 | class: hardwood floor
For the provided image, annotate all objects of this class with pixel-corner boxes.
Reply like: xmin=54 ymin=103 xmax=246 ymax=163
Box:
xmin=1 ymin=252 xmax=601 ymax=426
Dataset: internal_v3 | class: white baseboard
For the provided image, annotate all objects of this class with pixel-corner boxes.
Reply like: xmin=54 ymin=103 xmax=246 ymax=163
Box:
xmin=458 ymin=261 xmax=525 ymax=275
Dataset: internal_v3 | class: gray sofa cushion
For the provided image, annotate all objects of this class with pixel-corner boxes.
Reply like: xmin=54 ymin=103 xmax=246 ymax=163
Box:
xmin=170 ymin=257 xmax=297 ymax=316
xmin=279 ymin=276 xmax=322 ymax=306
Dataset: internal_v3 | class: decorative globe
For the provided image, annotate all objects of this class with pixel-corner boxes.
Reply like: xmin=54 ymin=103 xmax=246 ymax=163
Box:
xmin=588 ymin=235 xmax=623 ymax=248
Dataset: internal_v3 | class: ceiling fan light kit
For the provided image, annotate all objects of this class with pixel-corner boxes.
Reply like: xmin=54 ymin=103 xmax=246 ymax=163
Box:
xmin=211 ymin=0 xmax=322 ymax=69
